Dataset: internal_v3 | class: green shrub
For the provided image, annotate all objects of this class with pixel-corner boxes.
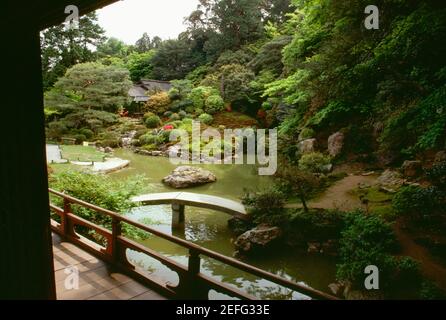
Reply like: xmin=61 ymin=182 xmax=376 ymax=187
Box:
xmin=79 ymin=128 xmax=94 ymax=139
xmin=298 ymin=152 xmax=332 ymax=173
xmin=145 ymin=115 xmax=161 ymax=128
xmin=336 ymin=211 xmax=398 ymax=286
xmin=187 ymin=86 xmax=219 ymax=110
xmin=178 ymin=110 xmax=187 ymax=119
xmin=47 ymin=122 xmax=68 ymax=139
xmin=419 ymin=281 xmax=446 ymax=300
xmin=195 ymin=108 xmax=204 ymax=115
xmin=287 ymin=209 xmax=345 ymax=242
xmin=185 ymin=105 xmax=195 ymax=114
xmin=157 ymin=130 xmax=171 ymax=144
xmin=425 ymin=161 xmax=446 ymax=188
xmin=134 ymin=128 xmax=148 ymax=139
xmin=242 ymin=187 xmax=286 ymax=225
xmin=139 ymin=133 xmax=157 ymax=145
xmin=369 ymin=205 xmax=396 ymax=221
xmin=205 ymin=95 xmax=225 ymax=114
xmin=298 ymin=128 xmax=315 ymax=140
xmin=143 ymin=112 xmax=155 ymax=121
xmin=169 ymin=113 xmax=181 ymax=121
xmin=72 ymin=134 xmax=87 ymax=144
xmin=142 ymin=144 xmax=157 ymax=151
xmin=262 ymin=101 xmax=272 ymax=110
xmin=49 ymin=171 xmax=146 ymax=240
xmin=98 ymin=138 xmax=121 ymax=148
xmin=198 ymin=113 xmax=214 ymax=125
xmin=392 ymin=185 xmax=442 ymax=220
xmin=144 ymin=91 xmax=171 ymax=114
xmin=168 ymin=87 xmax=180 ymax=100
xmin=394 ymin=256 xmax=421 ymax=285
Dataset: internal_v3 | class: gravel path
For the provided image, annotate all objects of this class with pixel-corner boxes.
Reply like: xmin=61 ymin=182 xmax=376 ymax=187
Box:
xmin=46 ymin=144 xmax=68 ymax=164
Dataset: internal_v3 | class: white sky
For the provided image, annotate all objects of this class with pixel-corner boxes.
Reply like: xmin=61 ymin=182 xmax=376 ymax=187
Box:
xmin=96 ymin=0 xmax=200 ymax=44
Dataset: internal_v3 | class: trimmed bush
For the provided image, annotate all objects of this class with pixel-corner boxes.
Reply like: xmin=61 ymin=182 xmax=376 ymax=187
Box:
xmin=145 ymin=115 xmax=161 ymax=128
xmin=205 ymin=95 xmax=225 ymax=114
xmin=178 ymin=110 xmax=187 ymax=119
xmin=242 ymin=187 xmax=286 ymax=225
xmin=298 ymin=152 xmax=332 ymax=173
xmin=143 ymin=111 xmax=155 ymax=120
xmin=198 ymin=113 xmax=214 ymax=125
xmin=144 ymin=91 xmax=171 ymax=115
xmin=169 ymin=113 xmax=181 ymax=121
xmin=73 ymin=134 xmax=87 ymax=144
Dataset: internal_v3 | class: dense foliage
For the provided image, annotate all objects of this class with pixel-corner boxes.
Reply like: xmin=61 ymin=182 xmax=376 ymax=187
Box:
xmin=49 ymin=171 xmax=146 ymax=240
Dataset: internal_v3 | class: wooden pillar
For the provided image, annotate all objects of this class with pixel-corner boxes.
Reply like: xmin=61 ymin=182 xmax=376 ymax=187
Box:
xmin=171 ymin=203 xmax=185 ymax=229
xmin=0 ymin=15 xmax=56 ymax=299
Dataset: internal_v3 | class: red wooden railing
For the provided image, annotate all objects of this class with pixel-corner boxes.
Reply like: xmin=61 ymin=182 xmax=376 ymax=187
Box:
xmin=49 ymin=188 xmax=337 ymax=300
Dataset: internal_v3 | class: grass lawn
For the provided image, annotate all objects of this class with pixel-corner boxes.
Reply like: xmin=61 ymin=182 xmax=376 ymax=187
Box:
xmin=48 ymin=163 xmax=89 ymax=174
xmin=60 ymin=145 xmax=106 ymax=162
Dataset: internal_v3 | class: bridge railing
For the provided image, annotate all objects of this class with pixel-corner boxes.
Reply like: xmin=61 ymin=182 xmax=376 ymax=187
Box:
xmin=48 ymin=188 xmax=337 ymax=300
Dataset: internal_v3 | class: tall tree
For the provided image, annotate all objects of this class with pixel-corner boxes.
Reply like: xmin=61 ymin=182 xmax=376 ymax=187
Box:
xmin=126 ymin=51 xmax=155 ymax=82
xmin=40 ymin=12 xmax=105 ymax=90
xmin=151 ymin=39 xmax=202 ymax=80
xmin=45 ymin=62 xmax=132 ymax=113
xmin=135 ymin=32 xmax=152 ymax=53
xmin=185 ymin=0 xmax=264 ymax=57
xmin=97 ymin=37 xmax=130 ymax=58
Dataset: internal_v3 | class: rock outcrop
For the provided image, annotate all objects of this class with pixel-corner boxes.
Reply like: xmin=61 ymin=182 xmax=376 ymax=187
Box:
xmin=297 ymin=138 xmax=317 ymax=154
xmin=162 ymin=166 xmax=217 ymax=188
xmin=327 ymin=132 xmax=344 ymax=157
xmin=401 ymin=160 xmax=422 ymax=178
xmin=234 ymin=224 xmax=282 ymax=254
xmin=376 ymin=169 xmax=405 ymax=193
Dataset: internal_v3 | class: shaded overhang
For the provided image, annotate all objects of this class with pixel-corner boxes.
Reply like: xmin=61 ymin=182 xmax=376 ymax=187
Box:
xmin=1 ymin=0 xmax=120 ymax=31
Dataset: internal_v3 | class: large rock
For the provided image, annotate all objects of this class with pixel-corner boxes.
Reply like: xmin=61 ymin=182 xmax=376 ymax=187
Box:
xmin=434 ymin=151 xmax=446 ymax=163
xmin=162 ymin=166 xmax=217 ymax=188
xmin=328 ymin=282 xmax=345 ymax=297
xmin=297 ymin=138 xmax=317 ymax=154
xmin=327 ymin=132 xmax=344 ymax=157
xmin=234 ymin=224 xmax=282 ymax=254
xmin=401 ymin=160 xmax=422 ymax=178
xmin=377 ymin=169 xmax=405 ymax=192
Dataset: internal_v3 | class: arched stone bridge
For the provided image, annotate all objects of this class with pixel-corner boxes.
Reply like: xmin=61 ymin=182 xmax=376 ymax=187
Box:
xmin=131 ymin=192 xmax=248 ymax=228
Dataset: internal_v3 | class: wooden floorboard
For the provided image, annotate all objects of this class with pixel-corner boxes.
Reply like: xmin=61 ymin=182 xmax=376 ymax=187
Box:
xmin=52 ymin=233 xmax=167 ymax=300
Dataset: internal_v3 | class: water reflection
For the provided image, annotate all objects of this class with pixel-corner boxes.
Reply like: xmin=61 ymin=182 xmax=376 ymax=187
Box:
xmin=111 ymin=149 xmax=336 ymax=299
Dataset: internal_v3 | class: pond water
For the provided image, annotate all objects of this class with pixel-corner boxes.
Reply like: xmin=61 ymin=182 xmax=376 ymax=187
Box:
xmin=110 ymin=149 xmax=336 ymax=299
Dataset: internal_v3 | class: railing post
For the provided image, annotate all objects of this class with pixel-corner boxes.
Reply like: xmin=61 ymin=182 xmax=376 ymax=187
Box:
xmin=171 ymin=202 xmax=185 ymax=230
xmin=111 ymin=217 xmax=121 ymax=263
xmin=61 ymin=198 xmax=71 ymax=237
xmin=182 ymin=249 xmax=208 ymax=299
xmin=188 ymin=249 xmax=200 ymax=275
